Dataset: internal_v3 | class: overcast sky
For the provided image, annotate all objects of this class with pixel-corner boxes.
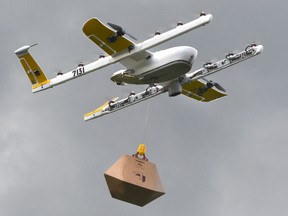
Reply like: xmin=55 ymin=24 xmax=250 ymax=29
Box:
xmin=1 ymin=0 xmax=287 ymax=215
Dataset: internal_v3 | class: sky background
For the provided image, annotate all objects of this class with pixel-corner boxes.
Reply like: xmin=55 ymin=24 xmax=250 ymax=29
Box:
xmin=1 ymin=0 xmax=287 ymax=215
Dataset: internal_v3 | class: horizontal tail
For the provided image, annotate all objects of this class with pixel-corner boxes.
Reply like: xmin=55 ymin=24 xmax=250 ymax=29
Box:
xmin=182 ymin=79 xmax=227 ymax=102
xmin=15 ymin=44 xmax=50 ymax=90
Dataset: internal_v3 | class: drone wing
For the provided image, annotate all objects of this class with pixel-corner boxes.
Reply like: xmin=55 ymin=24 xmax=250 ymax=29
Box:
xmin=182 ymin=79 xmax=227 ymax=102
xmin=82 ymin=18 xmax=135 ymax=55
xmin=82 ymin=15 xmax=213 ymax=56
xmin=82 ymin=15 xmax=212 ymax=69
xmin=15 ymin=15 xmax=213 ymax=93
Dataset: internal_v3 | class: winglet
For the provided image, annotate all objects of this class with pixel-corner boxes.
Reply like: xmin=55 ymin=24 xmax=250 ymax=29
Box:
xmin=15 ymin=43 xmax=38 ymax=57
xmin=15 ymin=44 xmax=50 ymax=92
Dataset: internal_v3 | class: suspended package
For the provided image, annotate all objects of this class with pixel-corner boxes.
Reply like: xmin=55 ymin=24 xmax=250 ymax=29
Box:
xmin=104 ymin=154 xmax=165 ymax=206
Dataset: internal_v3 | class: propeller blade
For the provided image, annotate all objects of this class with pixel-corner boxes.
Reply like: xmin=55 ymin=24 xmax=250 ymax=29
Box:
xmin=107 ymin=22 xmax=137 ymax=40
xmin=202 ymin=78 xmax=226 ymax=92
xmin=107 ymin=22 xmax=123 ymax=32
xmin=214 ymin=82 xmax=226 ymax=92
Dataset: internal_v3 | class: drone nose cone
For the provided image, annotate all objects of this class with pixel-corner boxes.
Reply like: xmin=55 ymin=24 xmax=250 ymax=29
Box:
xmin=181 ymin=46 xmax=198 ymax=63
xmin=188 ymin=46 xmax=198 ymax=57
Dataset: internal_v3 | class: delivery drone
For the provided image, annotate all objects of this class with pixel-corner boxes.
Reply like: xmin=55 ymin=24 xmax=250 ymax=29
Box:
xmin=15 ymin=13 xmax=263 ymax=121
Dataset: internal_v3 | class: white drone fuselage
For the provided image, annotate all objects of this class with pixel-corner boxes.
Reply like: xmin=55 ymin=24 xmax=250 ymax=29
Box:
xmin=111 ymin=46 xmax=197 ymax=85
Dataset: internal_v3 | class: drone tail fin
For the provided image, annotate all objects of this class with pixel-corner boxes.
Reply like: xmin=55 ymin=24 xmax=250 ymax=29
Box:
xmin=15 ymin=44 xmax=49 ymax=88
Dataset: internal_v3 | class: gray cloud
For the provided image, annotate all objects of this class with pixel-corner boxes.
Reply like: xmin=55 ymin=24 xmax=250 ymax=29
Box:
xmin=1 ymin=0 xmax=287 ymax=215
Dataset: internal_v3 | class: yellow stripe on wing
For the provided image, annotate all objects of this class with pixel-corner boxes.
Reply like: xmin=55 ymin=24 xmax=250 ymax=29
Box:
xmin=83 ymin=18 xmax=135 ymax=55
xmin=182 ymin=80 xmax=227 ymax=102
xmin=84 ymin=97 xmax=119 ymax=117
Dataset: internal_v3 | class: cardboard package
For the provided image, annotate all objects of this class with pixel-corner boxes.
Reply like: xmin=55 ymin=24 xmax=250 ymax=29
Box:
xmin=104 ymin=154 xmax=165 ymax=206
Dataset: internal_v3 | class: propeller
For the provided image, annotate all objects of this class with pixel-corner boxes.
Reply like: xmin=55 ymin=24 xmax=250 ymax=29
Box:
xmin=202 ymin=78 xmax=226 ymax=92
xmin=107 ymin=22 xmax=137 ymax=41
xmin=214 ymin=82 xmax=226 ymax=92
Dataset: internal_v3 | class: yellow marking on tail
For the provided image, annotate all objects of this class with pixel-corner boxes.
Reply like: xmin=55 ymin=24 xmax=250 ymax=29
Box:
xmin=15 ymin=44 xmax=49 ymax=89
xmin=19 ymin=53 xmax=48 ymax=85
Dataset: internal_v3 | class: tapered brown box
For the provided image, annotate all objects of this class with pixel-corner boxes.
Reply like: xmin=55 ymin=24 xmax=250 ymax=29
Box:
xmin=104 ymin=154 xmax=165 ymax=207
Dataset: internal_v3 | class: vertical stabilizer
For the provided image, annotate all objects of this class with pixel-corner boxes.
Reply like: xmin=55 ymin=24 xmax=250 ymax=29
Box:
xmin=15 ymin=44 xmax=49 ymax=89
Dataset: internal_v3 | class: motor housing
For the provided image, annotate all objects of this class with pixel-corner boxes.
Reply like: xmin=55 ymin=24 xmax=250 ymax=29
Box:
xmin=168 ymin=80 xmax=182 ymax=97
